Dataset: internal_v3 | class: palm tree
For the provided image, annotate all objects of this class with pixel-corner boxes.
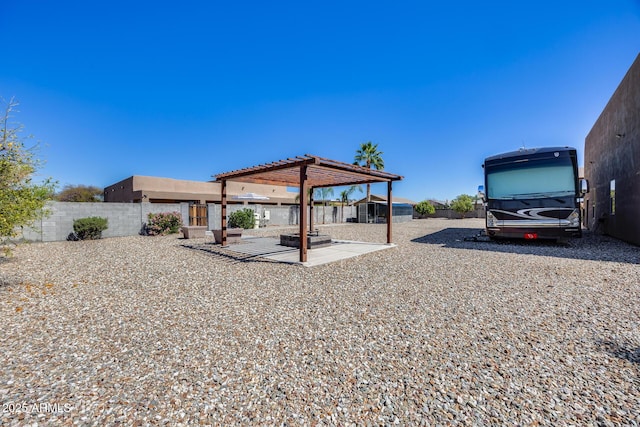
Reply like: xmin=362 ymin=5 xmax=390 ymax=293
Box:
xmin=354 ymin=141 xmax=384 ymax=202
xmin=339 ymin=185 xmax=362 ymax=222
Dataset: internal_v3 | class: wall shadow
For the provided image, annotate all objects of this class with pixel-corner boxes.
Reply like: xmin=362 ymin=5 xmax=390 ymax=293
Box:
xmin=597 ymin=339 xmax=640 ymax=366
xmin=411 ymin=228 xmax=639 ymax=264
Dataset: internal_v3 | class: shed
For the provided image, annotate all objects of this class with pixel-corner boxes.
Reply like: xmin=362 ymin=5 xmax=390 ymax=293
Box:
xmin=354 ymin=194 xmax=416 ymax=224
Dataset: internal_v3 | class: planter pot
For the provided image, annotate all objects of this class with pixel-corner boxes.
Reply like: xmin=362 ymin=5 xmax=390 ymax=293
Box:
xmin=181 ymin=226 xmax=208 ymax=239
xmin=213 ymin=228 xmax=243 ymax=244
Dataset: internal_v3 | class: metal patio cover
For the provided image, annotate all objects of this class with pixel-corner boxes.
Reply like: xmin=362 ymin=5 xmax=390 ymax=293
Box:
xmin=213 ymin=154 xmax=403 ymax=262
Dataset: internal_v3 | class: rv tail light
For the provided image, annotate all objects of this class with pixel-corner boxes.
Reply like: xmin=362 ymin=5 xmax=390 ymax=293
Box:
xmin=524 ymin=233 xmax=538 ymax=240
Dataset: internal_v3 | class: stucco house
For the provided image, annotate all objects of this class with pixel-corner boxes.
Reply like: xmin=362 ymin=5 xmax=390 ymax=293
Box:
xmin=104 ymin=175 xmax=298 ymax=205
xmin=584 ymin=53 xmax=640 ymax=246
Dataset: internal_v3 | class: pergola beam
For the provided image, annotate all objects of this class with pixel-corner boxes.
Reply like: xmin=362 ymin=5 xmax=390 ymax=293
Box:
xmin=216 ymin=156 xmax=319 ymax=181
xmin=309 ymin=178 xmax=389 ymax=188
xmin=224 ymin=174 xmax=391 ymax=188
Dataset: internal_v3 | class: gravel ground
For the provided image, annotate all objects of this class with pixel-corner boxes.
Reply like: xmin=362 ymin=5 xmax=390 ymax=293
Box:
xmin=1 ymin=218 xmax=639 ymax=426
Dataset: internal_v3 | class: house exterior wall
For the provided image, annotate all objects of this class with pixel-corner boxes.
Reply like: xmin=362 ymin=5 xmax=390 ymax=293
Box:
xmin=103 ymin=175 xmax=298 ymax=204
xmin=584 ymin=53 xmax=640 ymax=246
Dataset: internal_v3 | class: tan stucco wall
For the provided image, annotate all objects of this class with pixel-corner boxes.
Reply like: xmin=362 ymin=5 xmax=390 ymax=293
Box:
xmin=132 ymin=176 xmax=218 ymax=194
xmin=104 ymin=177 xmax=137 ymax=202
xmin=584 ymin=53 xmax=640 ymax=246
xmin=104 ymin=175 xmax=298 ymax=204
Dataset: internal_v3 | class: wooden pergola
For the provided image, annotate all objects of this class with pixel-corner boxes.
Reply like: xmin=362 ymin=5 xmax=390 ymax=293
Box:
xmin=214 ymin=154 xmax=404 ymax=262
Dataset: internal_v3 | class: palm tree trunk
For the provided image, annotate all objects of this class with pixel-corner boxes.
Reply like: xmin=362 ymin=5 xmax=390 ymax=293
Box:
xmin=366 ymin=161 xmax=372 ymax=202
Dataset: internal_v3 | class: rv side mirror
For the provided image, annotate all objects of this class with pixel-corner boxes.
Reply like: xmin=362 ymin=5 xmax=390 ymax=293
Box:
xmin=580 ymin=178 xmax=589 ymax=195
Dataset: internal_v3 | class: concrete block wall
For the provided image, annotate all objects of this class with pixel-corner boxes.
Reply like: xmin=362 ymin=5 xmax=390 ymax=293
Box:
xmin=206 ymin=204 xmax=357 ymax=230
xmin=20 ymin=202 xmax=359 ymax=242
xmin=21 ymin=202 xmax=184 ymax=242
xmin=422 ymin=208 xmax=485 ymax=219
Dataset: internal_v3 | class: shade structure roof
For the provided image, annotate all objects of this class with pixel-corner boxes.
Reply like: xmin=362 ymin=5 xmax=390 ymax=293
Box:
xmin=214 ymin=154 xmax=403 ymax=188
xmin=214 ymin=154 xmax=403 ymax=263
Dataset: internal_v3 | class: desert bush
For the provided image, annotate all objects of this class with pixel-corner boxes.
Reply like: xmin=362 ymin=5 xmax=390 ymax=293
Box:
xmin=145 ymin=211 xmax=183 ymax=236
xmin=1 ymin=97 xmax=56 ymax=255
xmin=228 ymin=208 xmax=255 ymax=229
xmin=415 ymin=200 xmax=436 ymax=216
xmin=451 ymin=194 xmax=475 ymax=219
xmin=55 ymin=184 xmax=103 ymax=202
xmin=72 ymin=216 xmax=108 ymax=240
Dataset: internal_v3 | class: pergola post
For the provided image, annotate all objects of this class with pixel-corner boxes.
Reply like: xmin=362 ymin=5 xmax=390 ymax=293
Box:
xmin=299 ymin=165 xmax=308 ymax=262
xmin=309 ymin=187 xmax=314 ymax=234
xmin=221 ymin=179 xmax=227 ymax=246
xmin=387 ymin=180 xmax=393 ymax=244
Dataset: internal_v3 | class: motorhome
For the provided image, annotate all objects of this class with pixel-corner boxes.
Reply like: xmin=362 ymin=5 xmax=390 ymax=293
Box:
xmin=481 ymin=147 xmax=587 ymax=240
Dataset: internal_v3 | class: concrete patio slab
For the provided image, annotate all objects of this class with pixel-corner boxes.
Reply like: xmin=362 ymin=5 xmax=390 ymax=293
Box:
xmin=222 ymin=236 xmax=396 ymax=267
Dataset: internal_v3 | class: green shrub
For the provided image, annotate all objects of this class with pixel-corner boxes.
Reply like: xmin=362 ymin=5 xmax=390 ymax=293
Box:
xmin=72 ymin=216 xmax=108 ymax=240
xmin=451 ymin=194 xmax=475 ymax=218
xmin=415 ymin=200 xmax=436 ymax=216
xmin=228 ymin=208 xmax=255 ymax=229
xmin=145 ymin=211 xmax=183 ymax=236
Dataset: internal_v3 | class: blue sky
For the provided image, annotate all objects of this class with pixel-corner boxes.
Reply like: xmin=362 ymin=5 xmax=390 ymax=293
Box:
xmin=2 ymin=1 xmax=639 ymax=202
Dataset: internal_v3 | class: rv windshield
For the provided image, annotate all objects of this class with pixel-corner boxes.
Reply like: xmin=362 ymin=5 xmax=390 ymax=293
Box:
xmin=486 ymin=159 xmax=575 ymax=200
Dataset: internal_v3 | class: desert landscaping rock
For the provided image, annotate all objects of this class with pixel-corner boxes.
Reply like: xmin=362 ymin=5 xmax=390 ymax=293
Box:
xmin=1 ymin=218 xmax=638 ymax=425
